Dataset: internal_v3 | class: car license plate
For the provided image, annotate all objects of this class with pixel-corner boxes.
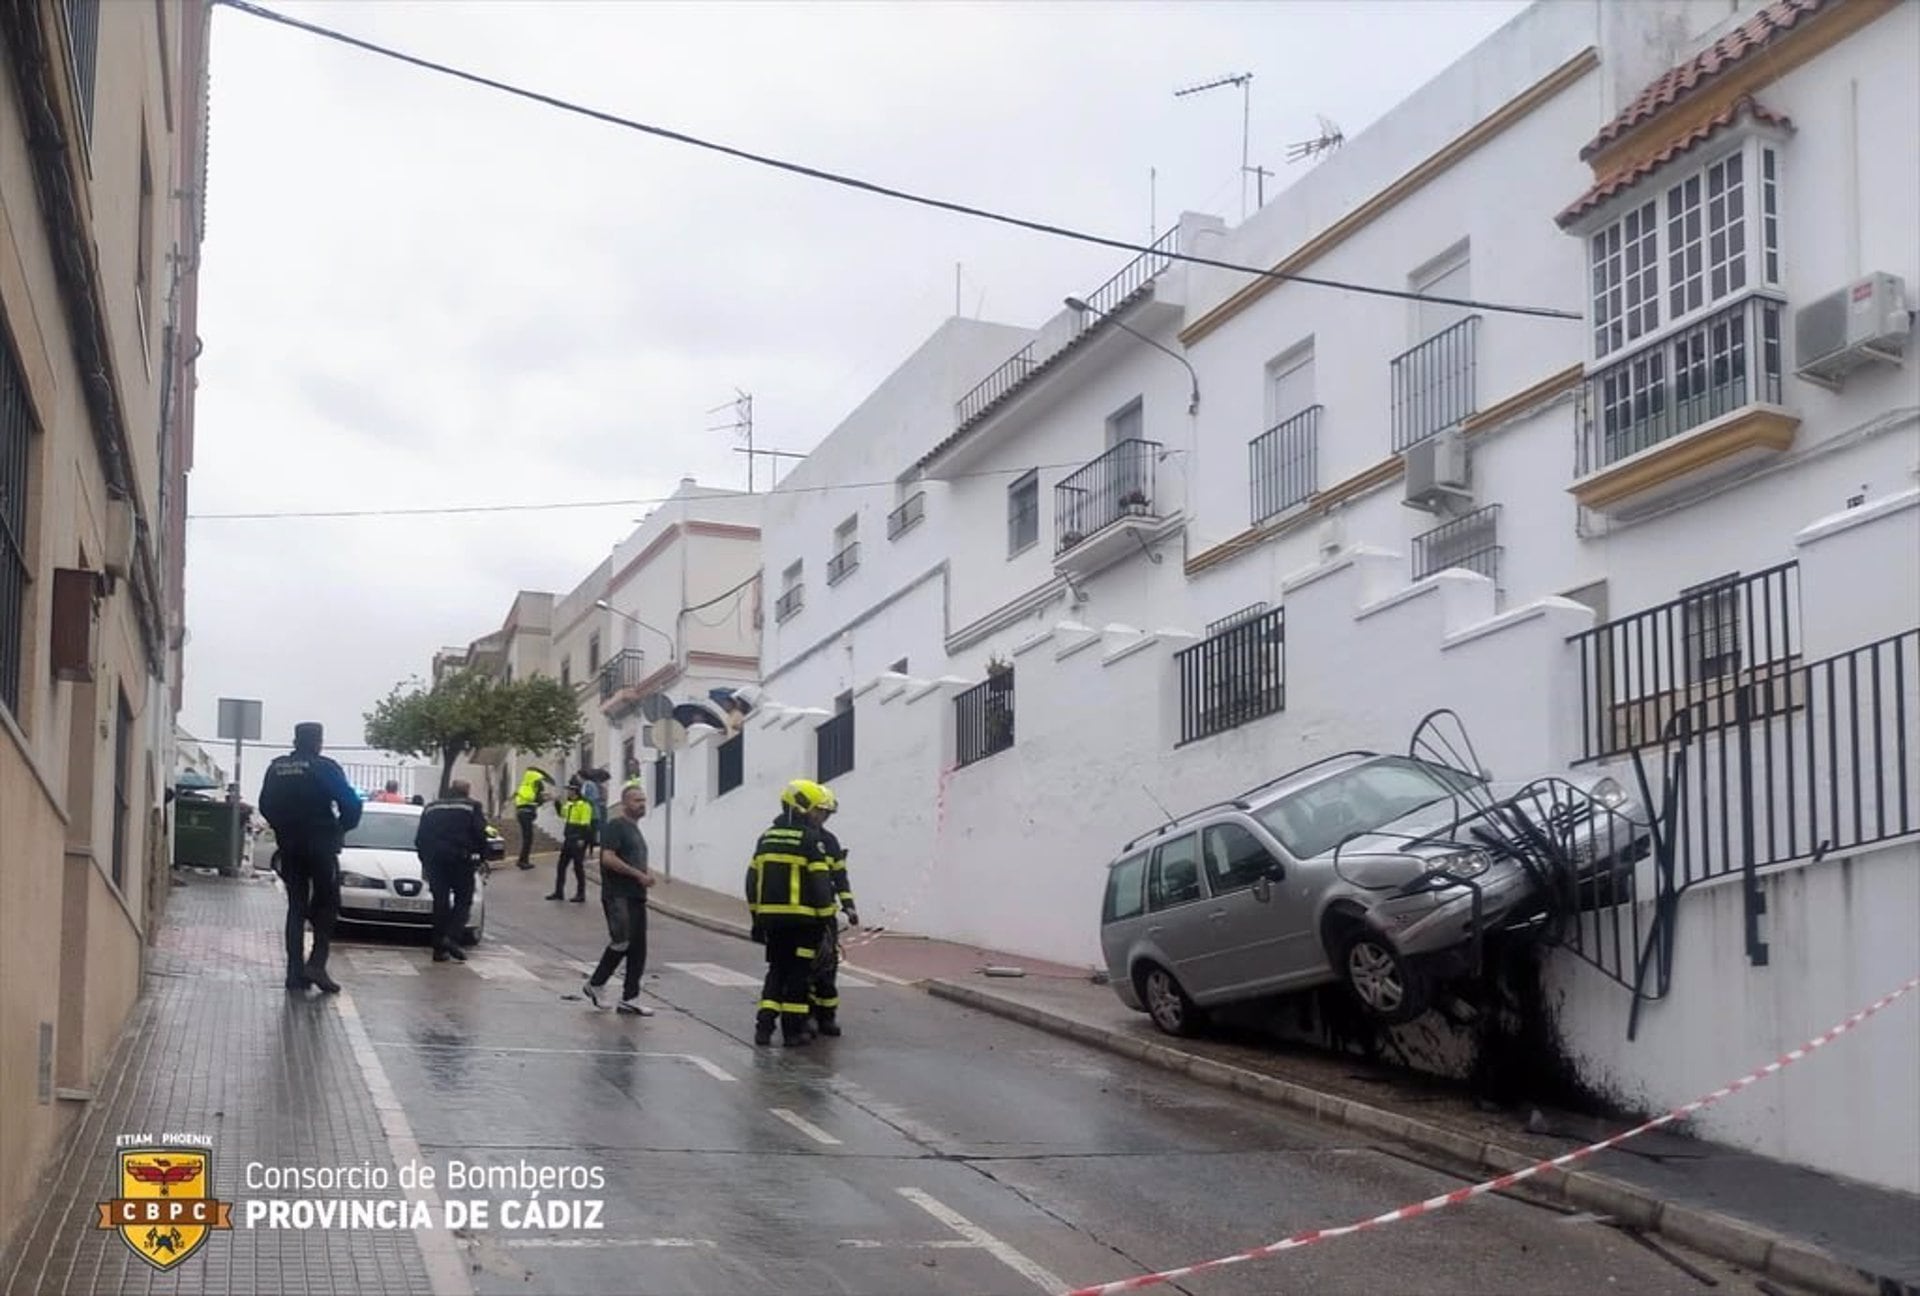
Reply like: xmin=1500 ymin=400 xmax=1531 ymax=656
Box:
xmin=380 ymin=896 xmax=433 ymax=913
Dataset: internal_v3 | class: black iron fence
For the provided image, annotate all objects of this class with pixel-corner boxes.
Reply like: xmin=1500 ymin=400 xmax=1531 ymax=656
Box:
xmin=1055 ymin=439 xmax=1160 ymax=554
xmin=956 ymin=343 xmax=1038 ymax=426
xmin=827 ymin=542 xmax=860 ymax=585
xmin=716 ymin=733 xmax=744 ymax=797
xmin=1571 ymin=563 xmax=1800 ymax=762
xmin=1391 ymin=315 xmax=1479 ymax=451
xmin=1176 ymin=606 xmax=1285 ymax=745
xmin=955 ymin=672 xmax=1015 ymax=767
xmin=598 ymin=648 xmax=648 ymax=701
xmin=1579 ymin=294 xmax=1785 ymax=477
xmin=775 ymin=585 xmax=804 ymax=623
xmin=1249 ymin=406 xmax=1319 ymax=524
xmin=887 ymin=491 xmax=925 ymax=539
xmin=816 ymin=709 xmax=855 ymax=783
xmin=1410 ymin=503 xmax=1501 ymax=584
xmin=1076 ymin=226 xmax=1180 ymax=323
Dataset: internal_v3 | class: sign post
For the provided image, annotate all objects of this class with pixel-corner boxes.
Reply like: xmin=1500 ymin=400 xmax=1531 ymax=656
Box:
xmin=216 ymin=699 xmax=262 ymax=874
xmin=649 ymin=717 xmax=685 ymax=880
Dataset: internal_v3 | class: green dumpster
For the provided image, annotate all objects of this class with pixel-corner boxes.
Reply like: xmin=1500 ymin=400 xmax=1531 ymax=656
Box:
xmin=174 ymin=798 xmax=240 ymax=872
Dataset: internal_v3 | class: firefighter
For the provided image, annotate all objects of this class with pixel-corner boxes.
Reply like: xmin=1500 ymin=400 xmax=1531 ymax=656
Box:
xmin=746 ymin=779 xmax=837 ymax=1047
xmin=414 ymin=779 xmax=489 ymax=961
xmin=258 ymin=722 xmax=362 ymax=993
xmin=548 ymin=779 xmax=594 ymax=903
xmin=807 ymin=786 xmax=859 ymax=1038
xmin=511 ymin=765 xmax=553 ymax=870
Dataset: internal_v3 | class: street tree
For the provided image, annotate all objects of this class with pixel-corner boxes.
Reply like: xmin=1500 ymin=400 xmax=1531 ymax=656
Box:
xmin=363 ymin=669 xmax=585 ymax=798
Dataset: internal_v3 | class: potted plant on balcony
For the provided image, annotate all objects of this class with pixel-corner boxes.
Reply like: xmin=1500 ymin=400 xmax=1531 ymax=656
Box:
xmin=985 ymin=653 xmax=1013 ymax=693
xmin=1120 ymin=489 xmax=1151 ymax=515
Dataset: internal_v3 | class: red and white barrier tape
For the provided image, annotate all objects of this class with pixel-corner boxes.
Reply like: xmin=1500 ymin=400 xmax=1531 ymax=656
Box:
xmin=1066 ymin=974 xmax=1920 ymax=1296
xmin=842 ymin=762 xmax=956 ymax=952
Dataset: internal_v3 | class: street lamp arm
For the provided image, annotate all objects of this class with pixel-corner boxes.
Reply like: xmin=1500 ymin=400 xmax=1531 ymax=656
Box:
xmin=594 ymin=599 xmax=676 ymax=662
xmin=1064 ymin=297 xmax=1200 ymax=415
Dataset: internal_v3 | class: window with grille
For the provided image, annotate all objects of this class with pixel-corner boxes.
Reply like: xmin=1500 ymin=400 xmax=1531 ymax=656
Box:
xmin=587 ymin=632 xmax=601 ymax=673
xmin=0 ymin=328 xmax=34 ymax=719
xmin=1681 ymin=573 xmax=1744 ymax=683
xmin=1007 ymin=470 xmax=1038 ymax=556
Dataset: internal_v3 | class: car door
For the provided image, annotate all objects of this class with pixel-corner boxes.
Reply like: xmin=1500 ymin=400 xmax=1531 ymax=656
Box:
xmin=1142 ymin=833 xmax=1220 ymax=996
xmin=1199 ymin=820 xmax=1317 ymax=996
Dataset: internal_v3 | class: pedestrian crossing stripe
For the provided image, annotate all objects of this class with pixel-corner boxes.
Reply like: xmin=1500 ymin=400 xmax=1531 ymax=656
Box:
xmin=665 ymin=961 xmax=871 ymax=989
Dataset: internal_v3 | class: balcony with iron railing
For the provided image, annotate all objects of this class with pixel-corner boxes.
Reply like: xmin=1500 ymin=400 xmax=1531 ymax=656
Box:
xmin=952 ymin=228 xmax=1181 ymax=432
xmin=1249 ymin=405 xmax=1320 ymax=525
xmin=827 ymin=542 xmax=860 ymax=586
xmin=1391 ymin=316 xmax=1480 ymax=452
xmin=887 ymin=491 xmax=926 ymax=540
xmin=1573 ymin=294 xmax=1794 ymax=516
xmin=597 ymin=648 xmax=649 ymax=715
xmin=1054 ymin=439 xmax=1162 ymax=564
xmin=775 ymin=584 xmax=804 ymax=623
xmin=1410 ymin=503 xmax=1502 ymax=586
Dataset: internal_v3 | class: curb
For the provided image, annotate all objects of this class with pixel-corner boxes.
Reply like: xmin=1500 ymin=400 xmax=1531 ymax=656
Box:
xmin=649 ymin=893 xmax=755 ymax=943
xmin=924 ymin=979 xmax=1886 ymax=1296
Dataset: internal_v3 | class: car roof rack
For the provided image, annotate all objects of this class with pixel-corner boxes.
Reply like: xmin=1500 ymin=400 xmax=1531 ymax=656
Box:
xmin=1117 ymin=750 xmax=1379 ymax=855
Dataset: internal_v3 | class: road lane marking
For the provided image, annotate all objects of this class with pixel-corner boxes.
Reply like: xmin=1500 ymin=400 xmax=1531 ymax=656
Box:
xmin=770 ymin=1108 xmax=843 ymax=1145
xmin=839 ymin=962 xmax=909 ymax=987
xmin=366 ymin=1041 xmax=738 ymax=1082
xmin=665 ymin=961 xmax=763 ymax=988
xmin=502 ymin=1238 xmax=717 ymax=1249
xmin=838 ymin=1239 xmax=978 ymax=1250
xmin=337 ymin=993 xmax=474 ymax=1296
xmin=898 ymin=1187 xmax=1066 ymax=1294
xmin=465 ymin=955 xmax=539 ymax=982
xmin=344 ymin=950 xmax=421 ymax=976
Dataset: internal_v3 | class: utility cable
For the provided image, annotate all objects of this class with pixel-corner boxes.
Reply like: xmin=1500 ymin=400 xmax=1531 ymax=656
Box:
xmin=214 ymin=0 xmax=1582 ymax=323
xmin=186 ymin=455 xmax=1160 ymax=520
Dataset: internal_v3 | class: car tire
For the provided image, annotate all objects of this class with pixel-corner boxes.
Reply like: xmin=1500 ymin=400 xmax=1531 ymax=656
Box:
xmin=1138 ymin=963 xmax=1205 ymax=1038
xmin=1334 ymin=928 xmax=1430 ymax=1025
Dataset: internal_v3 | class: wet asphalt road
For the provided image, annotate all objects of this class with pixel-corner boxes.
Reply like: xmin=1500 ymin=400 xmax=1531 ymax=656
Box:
xmin=328 ymin=862 xmax=1782 ymax=1296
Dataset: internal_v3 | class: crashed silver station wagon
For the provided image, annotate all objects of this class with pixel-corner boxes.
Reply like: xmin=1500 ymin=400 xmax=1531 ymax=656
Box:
xmin=1099 ymin=751 xmax=1641 ymax=1032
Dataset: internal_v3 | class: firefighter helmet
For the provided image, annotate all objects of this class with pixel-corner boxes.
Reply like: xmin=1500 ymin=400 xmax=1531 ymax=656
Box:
xmin=815 ymin=785 xmax=837 ymax=815
xmin=780 ymin=778 xmax=831 ymax=814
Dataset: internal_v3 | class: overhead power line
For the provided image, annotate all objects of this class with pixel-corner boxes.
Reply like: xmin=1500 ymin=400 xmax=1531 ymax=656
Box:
xmin=185 ymin=456 xmax=1167 ymax=520
xmin=214 ymin=0 xmax=1582 ymax=323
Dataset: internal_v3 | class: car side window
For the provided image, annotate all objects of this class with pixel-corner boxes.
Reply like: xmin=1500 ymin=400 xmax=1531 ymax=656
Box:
xmin=1202 ymin=822 xmax=1278 ymax=894
xmin=1147 ymin=835 xmax=1204 ymax=911
xmin=1103 ymin=853 xmax=1147 ymax=924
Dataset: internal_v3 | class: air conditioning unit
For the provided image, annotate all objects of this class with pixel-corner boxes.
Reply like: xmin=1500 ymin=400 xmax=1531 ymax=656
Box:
xmin=1795 ymin=272 xmax=1911 ymax=391
xmin=104 ymin=498 xmax=136 ymax=585
xmin=1401 ymin=428 xmax=1471 ymax=512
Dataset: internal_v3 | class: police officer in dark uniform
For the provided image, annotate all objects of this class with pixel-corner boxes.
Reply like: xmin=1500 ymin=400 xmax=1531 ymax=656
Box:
xmin=415 ymin=779 xmax=489 ymax=962
xmin=258 ymin=722 xmax=362 ymax=993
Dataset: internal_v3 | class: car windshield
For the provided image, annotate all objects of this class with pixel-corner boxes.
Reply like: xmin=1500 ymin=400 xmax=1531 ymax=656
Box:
xmin=1253 ymin=757 xmax=1484 ymax=860
xmin=341 ymin=812 xmax=420 ymax=852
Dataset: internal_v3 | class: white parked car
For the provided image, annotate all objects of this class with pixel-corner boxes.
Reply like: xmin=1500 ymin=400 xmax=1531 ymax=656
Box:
xmin=277 ymin=803 xmax=494 ymax=945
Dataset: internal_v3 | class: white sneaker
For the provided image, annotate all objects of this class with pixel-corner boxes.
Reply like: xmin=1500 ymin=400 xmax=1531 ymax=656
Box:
xmin=582 ymin=980 xmax=605 ymax=1008
xmin=616 ymin=998 xmax=654 ymax=1017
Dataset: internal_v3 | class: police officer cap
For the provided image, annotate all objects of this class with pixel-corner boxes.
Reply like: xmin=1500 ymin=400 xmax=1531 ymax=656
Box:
xmin=293 ymin=721 xmax=324 ymax=748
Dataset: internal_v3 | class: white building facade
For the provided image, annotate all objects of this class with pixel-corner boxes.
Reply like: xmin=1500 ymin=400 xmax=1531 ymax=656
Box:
xmin=660 ymin=0 xmax=1919 ymax=1193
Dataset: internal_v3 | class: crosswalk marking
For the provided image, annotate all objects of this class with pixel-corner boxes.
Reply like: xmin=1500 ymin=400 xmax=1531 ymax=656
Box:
xmin=466 ymin=955 xmax=539 ymax=982
xmin=344 ymin=950 xmax=419 ymax=977
xmin=665 ymin=961 xmax=873 ymax=990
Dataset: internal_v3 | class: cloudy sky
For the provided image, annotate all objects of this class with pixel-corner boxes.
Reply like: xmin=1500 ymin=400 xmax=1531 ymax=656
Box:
xmin=181 ymin=0 xmax=1526 ymax=767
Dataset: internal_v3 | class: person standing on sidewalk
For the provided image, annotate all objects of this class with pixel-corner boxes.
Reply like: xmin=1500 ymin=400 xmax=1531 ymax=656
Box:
xmin=582 ymin=783 xmax=656 ymax=1016
xmin=806 ymin=787 xmax=859 ymax=1038
xmin=746 ymin=779 xmax=837 ymax=1047
xmin=511 ymin=765 xmax=553 ymax=870
xmin=548 ymin=778 xmax=594 ymax=903
xmin=415 ymin=780 xmax=488 ymax=963
xmin=258 ymin=722 xmax=362 ymax=994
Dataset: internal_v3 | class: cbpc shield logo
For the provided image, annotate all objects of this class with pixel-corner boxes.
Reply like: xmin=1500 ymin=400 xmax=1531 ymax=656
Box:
xmin=95 ymin=1141 xmax=233 ymax=1271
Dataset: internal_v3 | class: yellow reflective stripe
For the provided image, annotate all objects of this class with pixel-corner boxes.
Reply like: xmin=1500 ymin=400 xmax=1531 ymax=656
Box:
xmin=757 ymin=999 xmax=781 ymax=1011
xmin=778 ymin=1002 xmax=811 ymax=1014
xmin=754 ymin=903 xmax=814 ymax=916
xmin=809 ymin=995 xmax=839 ymax=1008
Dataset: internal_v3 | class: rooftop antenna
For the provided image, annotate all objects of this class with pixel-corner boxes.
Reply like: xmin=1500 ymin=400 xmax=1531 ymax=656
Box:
xmin=1286 ymin=115 xmax=1344 ymax=166
xmin=708 ymin=390 xmax=806 ymax=491
xmin=1175 ymin=72 xmax=1255 ymax=220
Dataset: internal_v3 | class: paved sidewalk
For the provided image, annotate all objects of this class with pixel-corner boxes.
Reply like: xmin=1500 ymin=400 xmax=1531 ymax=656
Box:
xmin=650 ymin=874 xmax=1919 ymax=1296
xmin=0 ymin=873 xmax=436 ymax=1296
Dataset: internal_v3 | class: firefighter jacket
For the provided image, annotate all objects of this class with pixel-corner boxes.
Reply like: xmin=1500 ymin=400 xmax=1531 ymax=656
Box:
xmin=817 ymin=825 xmax=855 ymax=915
xmin=744 ymin=811 xmax=836 ymax=929
xmin=415 ymin=796 xmax=488 ymax=864
xmin=513 ymin=768 xmax=552 ymax=809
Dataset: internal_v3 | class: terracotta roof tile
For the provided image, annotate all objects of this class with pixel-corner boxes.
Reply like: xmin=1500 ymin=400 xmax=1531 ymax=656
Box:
xmin=1559 ymin=96 xmax=1793 ymax=228
xmin=1581 ymin=0 xmax=1830 ymax=160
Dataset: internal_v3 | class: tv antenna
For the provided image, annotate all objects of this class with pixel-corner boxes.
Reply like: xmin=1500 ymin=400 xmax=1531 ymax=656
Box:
xmin=707 ymin=390 xmax=804 ymax=492
xmin=1174 ymin=72 xmax=1258 ymax=219
xmin=1286 ymin=115 xmax=1344 ymax=165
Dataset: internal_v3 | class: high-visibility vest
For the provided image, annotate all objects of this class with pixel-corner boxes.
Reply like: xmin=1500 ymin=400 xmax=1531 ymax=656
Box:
xmin=563 ymin=796 xmax=594 ymax=829
xmin=513 ymin=769 xmax=549 ymax=808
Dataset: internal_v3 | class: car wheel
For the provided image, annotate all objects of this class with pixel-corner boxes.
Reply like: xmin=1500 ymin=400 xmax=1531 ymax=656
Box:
xmin=1138 ymin=963 xmax=1204 ymax=1038
xmin=1335 ymin=929 xmax=1429 ymax=1025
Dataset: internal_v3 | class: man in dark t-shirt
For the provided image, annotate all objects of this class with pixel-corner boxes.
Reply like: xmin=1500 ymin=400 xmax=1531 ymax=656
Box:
xmin=582 ymin=783 xmax=656 ymax=1015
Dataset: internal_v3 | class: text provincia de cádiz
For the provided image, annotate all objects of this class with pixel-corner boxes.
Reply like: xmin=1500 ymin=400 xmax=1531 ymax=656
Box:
xmin=242 ymin=1159 xmax=607 ymax=1231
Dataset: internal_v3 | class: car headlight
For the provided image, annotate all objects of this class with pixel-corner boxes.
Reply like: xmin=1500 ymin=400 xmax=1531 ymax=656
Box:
xmin=339 ymin=871 xmax=386 ymax=890
xmin=1423 ymin=849 xmax=1491 ymax=879
xmin=1591 ymin=777 xmax=1628 ymax=810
